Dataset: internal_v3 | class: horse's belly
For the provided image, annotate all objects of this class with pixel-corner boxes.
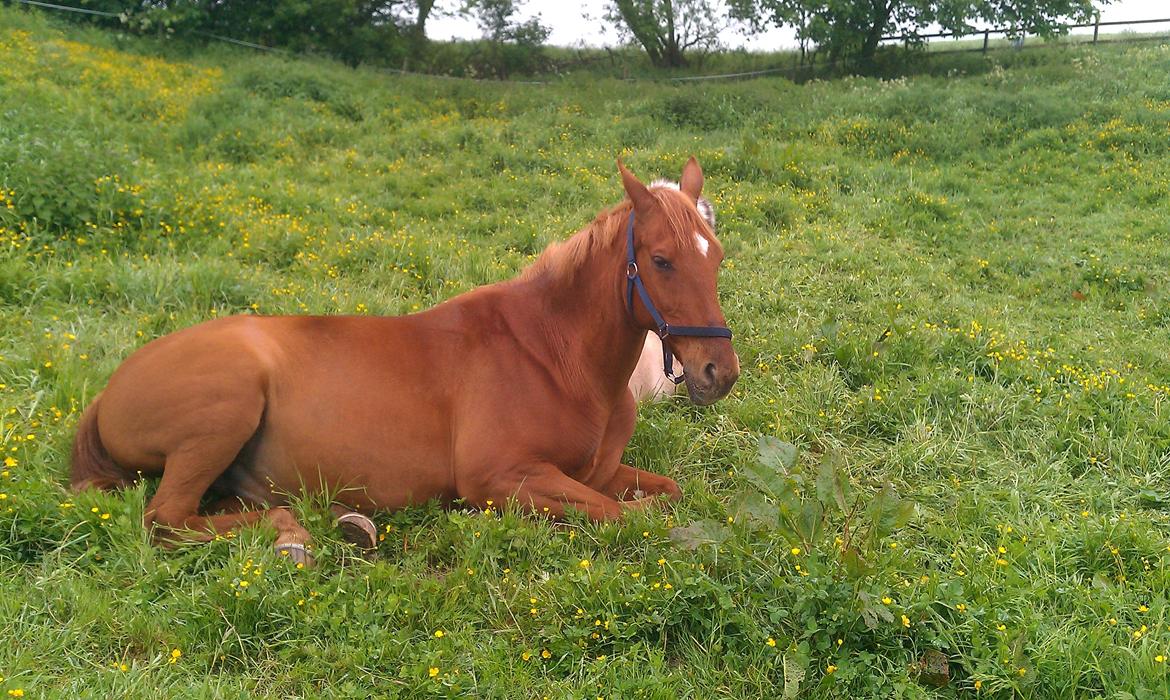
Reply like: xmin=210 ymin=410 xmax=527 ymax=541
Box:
xmin=247 ymin=372 xmax=456 ymax=511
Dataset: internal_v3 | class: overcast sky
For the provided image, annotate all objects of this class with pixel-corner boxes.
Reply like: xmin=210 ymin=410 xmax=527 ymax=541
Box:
xmin=430 ymin=0 xmax=1167 ymax=50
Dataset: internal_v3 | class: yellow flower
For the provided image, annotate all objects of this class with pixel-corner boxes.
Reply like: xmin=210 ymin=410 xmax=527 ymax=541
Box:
xmin=882 ymin=596 xmax=893 ymax=605
xmin=8 ymin=690 xmax=24 ymax=698
xmin=901 ymin=615 xmax=911 ymax=628
xmin=790 ymin=547 xmax=801 ymax=556
xmin=169 ymin=648 xmax=182 ymax=663
xmin=1017 ymin=667 xmax=1027 ymax=677
xmin=428 ymin=667 xmax=439 ymax=678
xmin=766 ymin=637 xmax=776 ymax=647
xmin=975 ymin=680 xmax=983 ymax=691
xmin=579 ymin=559 xmax=590 ymax=569
xmin=1156 ymin=655 xmax=1166 ymax=663
xmin=434 ymin=630 xmax=444 ymax=638
xmin=521 ymin=651 xmax=531 ymax=661
xmin=3 ymin=457 xmax=16 ymax=468
xmin=541 ymin=649 xmax=551 ymax=659
xmin=826 ymin=664 xmax=837 ymax=674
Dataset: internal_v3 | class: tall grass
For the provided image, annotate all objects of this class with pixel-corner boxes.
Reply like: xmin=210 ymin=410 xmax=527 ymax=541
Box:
xmin=1 ymin=7 xmax=1169 ymax=698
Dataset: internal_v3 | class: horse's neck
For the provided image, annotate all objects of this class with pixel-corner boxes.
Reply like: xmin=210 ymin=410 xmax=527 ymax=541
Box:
xmin=516 ymin=235 xmax=645 ymax=401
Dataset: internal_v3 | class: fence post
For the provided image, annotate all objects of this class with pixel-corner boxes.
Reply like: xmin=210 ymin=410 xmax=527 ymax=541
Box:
xmin=1093 ymin=14 xmax=1100 ymax=43
xmin=983 ymin=30 xmax=989 ymax=53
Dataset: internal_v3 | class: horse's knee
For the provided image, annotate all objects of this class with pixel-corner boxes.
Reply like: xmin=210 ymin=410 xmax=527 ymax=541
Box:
xmin=144 ymin=498 xmax=195 ymax=531
xmin=266 ymin=506 xmax=304 ymax=533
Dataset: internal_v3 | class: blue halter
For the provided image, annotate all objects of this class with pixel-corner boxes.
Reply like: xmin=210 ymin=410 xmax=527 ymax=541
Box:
xmin=625 ymin=211 xmax=733 ymax=385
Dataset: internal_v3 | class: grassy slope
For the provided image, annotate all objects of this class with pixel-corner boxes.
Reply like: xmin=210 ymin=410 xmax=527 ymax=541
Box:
xmin=2 ymin=8 xmax=1170 ymax=698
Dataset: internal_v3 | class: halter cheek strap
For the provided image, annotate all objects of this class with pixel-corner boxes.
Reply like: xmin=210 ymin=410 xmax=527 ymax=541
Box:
xmin=625 ymin=211 xmax=733 ymax=385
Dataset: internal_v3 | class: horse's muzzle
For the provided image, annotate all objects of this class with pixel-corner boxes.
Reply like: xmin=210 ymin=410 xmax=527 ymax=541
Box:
xmin=683 ymin=349 xmax=740 ymax=406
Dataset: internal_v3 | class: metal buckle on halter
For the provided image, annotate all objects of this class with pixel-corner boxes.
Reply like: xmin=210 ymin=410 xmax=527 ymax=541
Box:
xmin=626 ymin=261 xmax=638 ymax=279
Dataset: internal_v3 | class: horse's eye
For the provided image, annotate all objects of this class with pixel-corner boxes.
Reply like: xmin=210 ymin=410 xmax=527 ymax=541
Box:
xmin=652 ymin=256 xmax=673 ymax=271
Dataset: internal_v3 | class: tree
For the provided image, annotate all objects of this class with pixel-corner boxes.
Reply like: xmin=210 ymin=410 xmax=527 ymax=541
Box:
xmin=729 ymin=0 xmax=1109 ymax=72
xmin=461 ymin=0 xmax=550 ymax=77
xmin=606 ymin=0 xmax=724 ymax=68
xmin=463 ymin=0 xmax=549 ymax=45
xmin=50 ymin=0 xmax=442 ymax=66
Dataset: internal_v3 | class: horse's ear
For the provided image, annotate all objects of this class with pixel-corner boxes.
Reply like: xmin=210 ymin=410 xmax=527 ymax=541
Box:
xmin=618 ymin=159 xmax=654 ymax=213
xmin=680 ymin=156 xmax=703 ymax=202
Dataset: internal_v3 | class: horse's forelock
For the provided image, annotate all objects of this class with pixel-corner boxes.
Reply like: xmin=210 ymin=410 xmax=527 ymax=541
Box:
xmin=649 ymin=179 xmax=716 ymax=231
xmin=523 ymin=182 xmax=717 ymax=284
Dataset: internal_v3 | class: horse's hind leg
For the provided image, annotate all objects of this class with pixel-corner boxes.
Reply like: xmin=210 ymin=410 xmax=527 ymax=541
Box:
xmin=330 ymin=504 xmax=377 ymax=551
xmin=147 ymin=451 xmax=314 ymax=563
xmin=141 ymin=401 xmax=314 ymax=564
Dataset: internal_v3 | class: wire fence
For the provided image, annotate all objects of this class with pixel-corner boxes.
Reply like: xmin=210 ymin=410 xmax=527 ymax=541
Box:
xmin=9 ymin=0 xmax=1170 ymax=85
xmin=880 ymin=15 xmax=1170 ymax=54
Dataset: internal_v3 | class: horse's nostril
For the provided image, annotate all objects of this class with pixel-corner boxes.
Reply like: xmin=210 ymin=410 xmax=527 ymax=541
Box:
xmin=703 ymin=362 xmax=717 ymax=383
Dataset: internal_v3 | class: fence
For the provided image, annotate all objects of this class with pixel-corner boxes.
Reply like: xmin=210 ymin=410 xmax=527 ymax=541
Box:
xmin=880 ymin=16 xmax=1170 ymax=55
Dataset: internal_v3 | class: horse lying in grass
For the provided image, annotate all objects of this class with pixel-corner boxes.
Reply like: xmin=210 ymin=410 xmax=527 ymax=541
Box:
xmin=71 ymin=157 xmax=739 ymax=564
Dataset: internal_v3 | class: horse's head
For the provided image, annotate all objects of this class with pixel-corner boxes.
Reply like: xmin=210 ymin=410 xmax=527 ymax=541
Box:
xmin=619 ymin=157 xmax=739 ymax=406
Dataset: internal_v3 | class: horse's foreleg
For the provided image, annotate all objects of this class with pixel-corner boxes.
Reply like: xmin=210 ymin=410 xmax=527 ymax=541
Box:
xmin=582 ymin=392 xmax=682 ymax=501
xmin=465 ymin=462 xmax=634 ymax=522
xmin=598 ymin=464 xmax=682 ymax=502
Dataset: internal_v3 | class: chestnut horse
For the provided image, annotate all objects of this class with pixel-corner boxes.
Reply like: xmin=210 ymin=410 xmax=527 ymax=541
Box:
xmin=71 ymin=158 xmax=739 ymax=562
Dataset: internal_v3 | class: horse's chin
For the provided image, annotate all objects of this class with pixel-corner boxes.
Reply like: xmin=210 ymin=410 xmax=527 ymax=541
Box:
xmin=683 ymin=373 xmax=732 ymax=406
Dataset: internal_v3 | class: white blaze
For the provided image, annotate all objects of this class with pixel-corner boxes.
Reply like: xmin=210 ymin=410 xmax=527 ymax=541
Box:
xmin=694 ymin=232 xmax=709 ymax=256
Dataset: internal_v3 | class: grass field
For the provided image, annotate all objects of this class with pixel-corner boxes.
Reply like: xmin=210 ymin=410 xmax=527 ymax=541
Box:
xmin=2 ymin=7 xmax=1170 ymax=698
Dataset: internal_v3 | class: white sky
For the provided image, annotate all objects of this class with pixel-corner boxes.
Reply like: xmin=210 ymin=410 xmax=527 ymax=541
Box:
xmin=430 ymin=0 xmax=1168 ymax=50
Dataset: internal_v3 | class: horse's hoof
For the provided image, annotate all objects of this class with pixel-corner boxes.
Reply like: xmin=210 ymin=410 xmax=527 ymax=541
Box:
xmin=336 ymin=511 xmax=378 ymax=551
xmin=275 ymin=542 xmax=314 ymax=568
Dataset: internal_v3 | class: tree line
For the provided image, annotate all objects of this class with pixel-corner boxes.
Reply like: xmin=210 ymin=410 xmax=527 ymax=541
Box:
xmin=32 ymin=0 xmax=1108 ymax=74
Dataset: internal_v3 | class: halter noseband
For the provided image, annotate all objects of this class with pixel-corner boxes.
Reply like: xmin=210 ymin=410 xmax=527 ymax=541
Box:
xmin=625 ymin=211 xmax=733 ymax=385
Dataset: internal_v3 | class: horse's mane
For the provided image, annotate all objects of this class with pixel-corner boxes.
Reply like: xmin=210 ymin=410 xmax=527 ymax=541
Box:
xmin=522 ymin=186 xmax=713 ymax=284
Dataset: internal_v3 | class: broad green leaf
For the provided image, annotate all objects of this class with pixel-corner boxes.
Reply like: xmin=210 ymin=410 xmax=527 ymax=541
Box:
xmin=731 ymin=489 xmax=776 ymax=528
xmin=758 ymin=435 xmax=797 ymax=472
xmin=868 ymin=483 xmax=915 ymax=538
xmin=782 ymin=651 xmax=807 ymax=699
xmin=795 ymin=499 xmax=823 ymax=544
xmin=815 ymin=450 xmax=851 ymax=512
xmin=841 ymin=546 xmax=871 ymax=578
xmin=744 ymin=458 xmax=787 ymax=497
xmin=669 ymin=519 xmax=730 ymax=550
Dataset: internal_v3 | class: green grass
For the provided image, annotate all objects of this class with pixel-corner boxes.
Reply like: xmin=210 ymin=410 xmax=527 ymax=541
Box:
xmin=3 ymin=7 xmax=1170 ymax=698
